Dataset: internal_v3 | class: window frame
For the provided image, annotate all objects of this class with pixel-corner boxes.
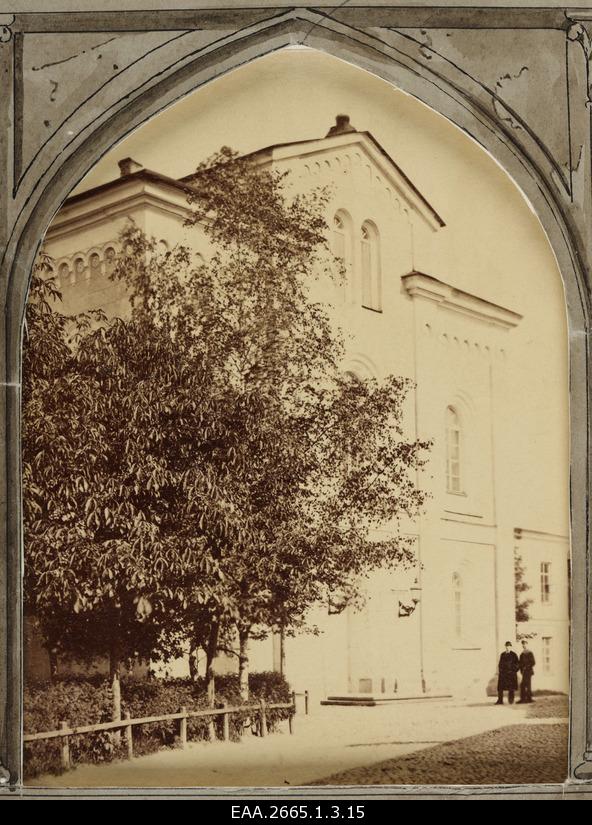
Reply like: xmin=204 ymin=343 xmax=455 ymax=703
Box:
xmin=540 ymin=561 xmax=552 ymax=605
xmin=542 ymin=636 xmax=552 ymax=674
xmin=360 ymin=220 xmax=382 ymax=313
xmin=446 ymin=406 xmax=464 ymax=495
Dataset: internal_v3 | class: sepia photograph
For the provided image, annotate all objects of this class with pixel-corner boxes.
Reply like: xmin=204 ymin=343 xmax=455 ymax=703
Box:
xmin=17 ymin=46 xmax=572 ymax=790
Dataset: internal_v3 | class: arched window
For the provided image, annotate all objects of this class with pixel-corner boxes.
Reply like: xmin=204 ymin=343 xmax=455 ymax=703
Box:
xmin=332 ymin=211 xmax=352 ymax=292
xmin=73 ymin=257 xmax=85 ymax=285
xmin=89 ymin=253 xmax=101 ymax=278
xmin=333 ymin=213 xmax=346 ymax=260
xmin=452 ymin=572 xmax=463 ymax=639
xmin=446 ymin=406 xmax=463 ymax=493
xmin=104 ymin=247 xmax=117 ymax=276
xmin=360 ymin=221 xmax=381 ymax=311
xmin=58 ymin=262 xmax=71 ymax=288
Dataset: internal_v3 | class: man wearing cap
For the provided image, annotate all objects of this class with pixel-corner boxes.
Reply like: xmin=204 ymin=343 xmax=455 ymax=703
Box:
xmin=495 ymin=641 xmax=520 ymax=705
xmin=518 ymin=639 xmax=536 ymax=704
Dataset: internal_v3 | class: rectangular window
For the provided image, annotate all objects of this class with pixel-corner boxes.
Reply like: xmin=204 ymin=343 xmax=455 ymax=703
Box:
xmin=540 ymin=562 xmax=551 ymax=604
xmin=542 ymin=636 xmax=552 ymax=674
xmin=446 ymin=409 xmax=462 ymax=493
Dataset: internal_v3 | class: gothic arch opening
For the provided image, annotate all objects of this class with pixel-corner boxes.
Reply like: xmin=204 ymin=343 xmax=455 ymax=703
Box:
xmin=19 ymin=46 xmax=572 ymax=786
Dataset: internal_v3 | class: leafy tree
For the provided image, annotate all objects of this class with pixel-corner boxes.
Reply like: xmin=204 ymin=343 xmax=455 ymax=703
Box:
xmin=179 ymin=148 xmax=431 ymax=697
xmin=23 ymin=253 xmax=251 ymax=719
xmin=515 ymin=552 xmax=533 ymax=624
xmin=24 ymin=147 xmax=431 ymax=710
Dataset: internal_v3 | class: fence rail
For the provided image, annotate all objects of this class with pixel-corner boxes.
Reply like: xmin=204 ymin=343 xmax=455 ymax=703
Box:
xmin=24 ymin=689 xmax=309 ymax=771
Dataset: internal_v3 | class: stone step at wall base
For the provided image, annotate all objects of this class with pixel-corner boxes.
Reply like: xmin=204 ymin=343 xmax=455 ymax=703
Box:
xmin=320 ymin=693 xmax=452 ymax=707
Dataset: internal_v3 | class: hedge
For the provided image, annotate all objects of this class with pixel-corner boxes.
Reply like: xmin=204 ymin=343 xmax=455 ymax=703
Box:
xmin=24 ymin=671 xmax=292 ymax=779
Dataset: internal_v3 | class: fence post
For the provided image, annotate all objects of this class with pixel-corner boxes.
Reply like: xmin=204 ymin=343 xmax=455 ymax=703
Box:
xmin=305 ymin=690 xmax=309 ymax=716
xmin=123 ymin=711 xmax=133 ymax=760
xmin=222 ymin=702 xmax=230 ymax=742
xmin=207 ymin=713 xmax=216 ymax=742
xmin=59 ymin=721 xmax=70 ymax=771
xmin=259 ymin=699 xmax=268 ymax=738
xmin=178 ymin=706 xmax=187 ymax=748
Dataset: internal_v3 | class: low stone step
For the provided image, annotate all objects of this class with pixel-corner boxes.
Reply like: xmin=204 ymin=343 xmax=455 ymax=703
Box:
xmin=321 ymin=693 xmax=452 ymax=707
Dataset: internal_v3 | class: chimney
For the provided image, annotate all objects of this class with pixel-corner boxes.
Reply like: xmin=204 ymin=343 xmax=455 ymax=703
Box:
xmin=118 ymin=157 xmax=144 ymax=177
xmin=326 ymin=114 xmax=357 ymax=137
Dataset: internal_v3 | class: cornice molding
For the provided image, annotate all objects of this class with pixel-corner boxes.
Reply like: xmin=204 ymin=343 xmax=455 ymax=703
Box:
xmin=401 ymin=271 xmax=523 ymax=330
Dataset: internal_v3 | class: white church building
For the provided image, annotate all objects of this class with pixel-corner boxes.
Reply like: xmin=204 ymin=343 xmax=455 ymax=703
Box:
xmin=32 ymin=114 xmax=570 ymax=702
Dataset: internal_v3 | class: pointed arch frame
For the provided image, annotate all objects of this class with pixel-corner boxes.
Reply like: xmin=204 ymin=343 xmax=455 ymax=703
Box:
xmin=1 ymin=4 xmax=591 ymax=797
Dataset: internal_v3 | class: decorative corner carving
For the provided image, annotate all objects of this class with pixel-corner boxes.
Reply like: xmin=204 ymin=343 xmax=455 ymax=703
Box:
xmin=574 ymin=752 xmax=592 ymax=780
xmin=568 ymin=18 xmax=592 ymax=102
xmin=0 ymin=13 xmax=14 ymax=43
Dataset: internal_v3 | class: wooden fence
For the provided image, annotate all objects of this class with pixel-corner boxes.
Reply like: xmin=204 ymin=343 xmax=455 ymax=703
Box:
xmin=24 ymin=690 xmax=309 ymax=771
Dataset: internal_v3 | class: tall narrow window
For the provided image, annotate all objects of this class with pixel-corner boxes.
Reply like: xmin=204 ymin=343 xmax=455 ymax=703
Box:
xmin=540 ymin=562 xmax=551 ymax=604
xmin=542 ymin=636 xmax=552 ymax=673
xmin=446 ymin=406 xmax=462 ymax=493
xmin=333 ymin=213 xmax=346 ymax=262
xmin=452 ymin=572 xmax=463 ymax=639
xmin=360 ymin=221 xmax=381 ymax=311
xmin=332 ymin=211 xmax=352 ymax=299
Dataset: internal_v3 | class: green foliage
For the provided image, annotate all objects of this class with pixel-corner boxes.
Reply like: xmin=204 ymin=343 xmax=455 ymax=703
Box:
xmin=182 ymin=149 xmax=432 ymax=655
xmin=23 ymin=251 xmax=239 ymax=672
xmin=24 ymin=677 xmax=117 ymax=779
xmin=24 ymin=672 xmax=291 ymax=778
xmin=23 ymin=147 xmax=431 ymax=695
xmin=515 ymin=553 xmax=533 ymax=624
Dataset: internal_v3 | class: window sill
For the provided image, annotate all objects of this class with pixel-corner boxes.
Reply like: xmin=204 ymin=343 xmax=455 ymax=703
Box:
xmin=361 ymin=304 xmax=383 ymax=314
xmin=446 ymin=490 xmax=468 ymax=498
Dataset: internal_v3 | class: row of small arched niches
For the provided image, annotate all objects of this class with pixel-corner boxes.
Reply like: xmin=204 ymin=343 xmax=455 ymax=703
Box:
xmin=47 ymin=240 xmax=178 ymax=287
xmin=48 ymin=243 xmax=122 ymax=287
xmin=302 ymin=154 xmax=407 ymax=213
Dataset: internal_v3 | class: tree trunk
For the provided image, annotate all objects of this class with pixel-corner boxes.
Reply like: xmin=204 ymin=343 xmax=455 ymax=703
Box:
xmin=48 ymin=647 xmax=59 ymax=682
xmin=109 ymin=615 xmax=122 ymax=724
xmin=188 ymin=646 xmax=199 ymax=682
xmin=238 ymin=627 xmax=250 ymax=701
xmin=205 ymin=622 xmax=219 ymax=707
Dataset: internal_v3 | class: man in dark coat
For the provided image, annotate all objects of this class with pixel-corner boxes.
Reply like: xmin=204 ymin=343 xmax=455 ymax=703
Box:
xmin=518 ymin=639 xmax=536 ymax=703
xmin=495 ymin=641 xmax=519 ymax=704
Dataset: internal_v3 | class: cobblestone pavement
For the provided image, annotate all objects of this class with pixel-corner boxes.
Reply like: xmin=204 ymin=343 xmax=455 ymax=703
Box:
xmin=27 ymin=695 xmax=568 ymax=788
xmin=312 ymin=722 xmax=568 ymax=786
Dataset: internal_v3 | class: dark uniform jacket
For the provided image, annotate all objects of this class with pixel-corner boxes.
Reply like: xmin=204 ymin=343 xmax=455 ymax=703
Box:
xmin=498 ymin=650 xmax=519 ymax=690
xmin=519 ymin=650 xmax=536 ymax=675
